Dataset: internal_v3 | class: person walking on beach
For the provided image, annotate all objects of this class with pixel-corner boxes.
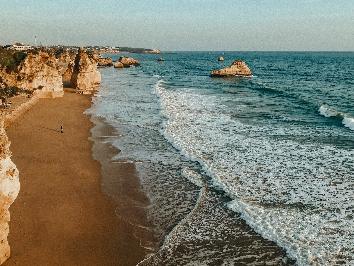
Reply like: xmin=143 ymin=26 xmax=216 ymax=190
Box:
xmin=61 ymin=125 xmax=63 ymax=133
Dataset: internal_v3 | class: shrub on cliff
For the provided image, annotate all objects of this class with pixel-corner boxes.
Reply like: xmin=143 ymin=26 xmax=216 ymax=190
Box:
xmin=0 ymin=48 xmax=27 ymax=73
xmin=0 ymin=86 xmax=27 ymax=98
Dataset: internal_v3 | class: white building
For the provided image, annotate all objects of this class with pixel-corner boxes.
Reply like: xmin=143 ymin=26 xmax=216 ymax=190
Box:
xmin=6 ymin=43 xmax=32 ymax=51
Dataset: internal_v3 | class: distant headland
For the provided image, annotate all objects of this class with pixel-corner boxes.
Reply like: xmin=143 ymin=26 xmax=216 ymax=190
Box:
xmin=2 ymin=43 xmax=160 ymax=54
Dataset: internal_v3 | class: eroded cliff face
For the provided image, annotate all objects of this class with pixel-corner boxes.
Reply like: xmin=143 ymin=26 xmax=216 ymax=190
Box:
xmin=70 ymin=48 xmax=101 ymax=91
xmin=62 ymin=61 xmax=74 ymax=87
xmin=0 ymin=115 xmax=20 ymax=264
xmin=56 ymin=51 xmax=75 ymax=76
xmin=0 ymin=52 xmax=64 ymax=98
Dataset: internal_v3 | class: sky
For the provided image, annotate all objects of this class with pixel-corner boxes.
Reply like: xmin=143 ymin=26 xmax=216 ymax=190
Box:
xmin=1 ymin=0 xmax=353 ymax=51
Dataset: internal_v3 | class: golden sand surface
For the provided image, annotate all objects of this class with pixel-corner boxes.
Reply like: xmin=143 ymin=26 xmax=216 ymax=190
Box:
xmin=3 ymin=89 xmax=146 ymax=266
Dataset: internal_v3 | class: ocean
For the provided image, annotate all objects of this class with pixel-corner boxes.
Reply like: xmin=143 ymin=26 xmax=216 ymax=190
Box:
xmin=87 ymin=52 xmax=354 ymax=265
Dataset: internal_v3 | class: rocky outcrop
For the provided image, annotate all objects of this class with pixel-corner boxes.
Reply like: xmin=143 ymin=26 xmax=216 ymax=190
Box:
xmin=56 ymin=51 xmax=75 ymax=76
xmin=114 ymin=61 xmax=124 ymax=68
xmin=210 ymin=60 xmax=252 ymax=77
xmin=0 ymin=114 xmax=20 ymax=264
xmin=62 ymin=61 xmax=74 ymax=87
xmin=157 ymin=57 xmax=164 ymax=61
xmin=97 ymin=56 xmax=113 ymax=67
xmin=0 ymin=52 xmax=64 ymax=98
xmin=70 ymin=48 xmax=101 ymax=91
xmin=115 ymin=56 xmax=140 ymax=68
xmin=218 ymin=57 xmax=224 ymax=61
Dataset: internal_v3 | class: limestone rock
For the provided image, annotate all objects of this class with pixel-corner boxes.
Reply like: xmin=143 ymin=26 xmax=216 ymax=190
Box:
xmin=114 ymin=61 xmax=124 ymax=68
xmin=210 ymin=60 xmax=252 ymax=77
xmin=57 ymin=51 xmax=73 ymax=64
xmin=97 ymin=56 xmax=113 ymax=67
xmin=56 ymin=51 xmax=75 ymax=75
xmin=62 ymin=61 xmax=74 ymax=87
xmin=70 ymin=48 xmax=101 ymax=91
xmin=0 ymin=115 xmax=20 ymax=264
xmin=218 ymin=57 xmax=224 ymax=61
xmin=117 ymin=56 xmax=140 ymax=68
xmin=0 ymin=52 xmax=64 ymax=98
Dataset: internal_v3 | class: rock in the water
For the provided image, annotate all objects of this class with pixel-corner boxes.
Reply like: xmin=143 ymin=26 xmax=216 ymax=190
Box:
xmin=0 ymin=115 xmax=20 ymax=264
xmin=218 ymin=57 xmax=224 ymax=61
xmin=97 ymin=56 xmax=113 ymax=67
xmin=70 ymin=48 xmax=101 ymax=91
xmin=117 ymin=56 xmax=140 ymax=68
xmin=157 ymin=57 xmax=164 ymax=61
xmin=210 ymin=60 xmax=251 ymax=77
xmin=114 ymin=61 xmax=124 ymax=68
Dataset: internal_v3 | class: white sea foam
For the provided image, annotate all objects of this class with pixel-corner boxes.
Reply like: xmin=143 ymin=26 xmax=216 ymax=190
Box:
xmin=342 ymin=117 xmax=354 ymax=130
xmin=319 ymin=106 xmax=354 ymax=131
xmin=154 ymin=83 xmax=354 ymax=265
xmin=319 ymin=105 xmax=338 ymax=117
xmin=181 ymin=167 xmax=204 ymax=187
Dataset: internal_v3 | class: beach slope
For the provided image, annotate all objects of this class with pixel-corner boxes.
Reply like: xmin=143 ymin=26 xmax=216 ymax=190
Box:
xmin=3 ymin=90 xmax=145 ymax=265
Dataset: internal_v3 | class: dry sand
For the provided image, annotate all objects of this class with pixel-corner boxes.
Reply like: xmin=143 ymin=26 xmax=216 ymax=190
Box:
xmin=3 ymin=89 xmax=147 ymax=266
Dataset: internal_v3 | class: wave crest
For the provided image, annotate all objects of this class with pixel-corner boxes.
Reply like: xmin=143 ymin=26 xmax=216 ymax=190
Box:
xmin=319 ymin=106 xmax=354 ymax=131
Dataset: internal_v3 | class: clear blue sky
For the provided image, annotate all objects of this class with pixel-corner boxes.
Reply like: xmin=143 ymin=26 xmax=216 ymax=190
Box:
xmin=1 ymin=0 xmax=353 ymax=51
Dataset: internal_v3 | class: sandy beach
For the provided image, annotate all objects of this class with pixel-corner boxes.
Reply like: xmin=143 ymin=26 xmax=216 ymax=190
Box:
xmin=3 ymin=89 xmax=147 ymax=266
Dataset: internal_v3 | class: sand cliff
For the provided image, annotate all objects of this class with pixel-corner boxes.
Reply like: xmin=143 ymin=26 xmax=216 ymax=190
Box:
xmin=0 ymin=115 xmax=20 ymax=264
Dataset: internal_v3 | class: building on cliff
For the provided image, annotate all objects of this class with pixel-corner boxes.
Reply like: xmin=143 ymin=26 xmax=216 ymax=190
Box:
xmin=4 ymin=43 xmax=32 ymax=51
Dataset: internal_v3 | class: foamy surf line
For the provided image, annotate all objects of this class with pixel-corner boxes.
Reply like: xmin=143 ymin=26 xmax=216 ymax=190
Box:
xmin=154 ymin=80 xmax=354 ymax=265
xmin=319 ymin=105 xmax=354 ymax=130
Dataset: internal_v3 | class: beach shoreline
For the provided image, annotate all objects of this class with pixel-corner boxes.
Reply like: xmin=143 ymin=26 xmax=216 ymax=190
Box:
xmin=3 ymin=89 xmax=147 ymax=265
xmin=88 ymin=114 xmax=158 ymax=254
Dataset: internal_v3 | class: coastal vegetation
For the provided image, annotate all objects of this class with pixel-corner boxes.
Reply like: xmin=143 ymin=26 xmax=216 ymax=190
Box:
xmin=0 ymin=48 xmax=27 ymax=73
xmin=118 ymin=47 xmax=159 ymax=53
xmin=0 ymin=84 xmax=32 ymax=98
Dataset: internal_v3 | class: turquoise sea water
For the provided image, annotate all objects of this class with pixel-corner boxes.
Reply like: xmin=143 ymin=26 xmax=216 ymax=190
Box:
xmin=89 ymin=52 xmax=354 ymax=265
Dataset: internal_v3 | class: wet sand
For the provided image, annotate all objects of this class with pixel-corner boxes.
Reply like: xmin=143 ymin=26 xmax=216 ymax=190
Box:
xmin=3 ymin=89 xmax=147 ymax=266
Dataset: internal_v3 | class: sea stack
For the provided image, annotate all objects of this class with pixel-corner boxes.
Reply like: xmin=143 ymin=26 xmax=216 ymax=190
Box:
xmin=218 ymin=57 xmax=224 ymax=61
xmin=96 ymin=56 xmax=113 ymax=67
xmin=70 ymin=47 xmax=101 ymax=91
xmin=115 ymin=56 xmax=140 ymax=68
xmin=210 ymin=60 xmax=252 ymax=77
xmin=114 ymin=61 xmax=124 ymax=68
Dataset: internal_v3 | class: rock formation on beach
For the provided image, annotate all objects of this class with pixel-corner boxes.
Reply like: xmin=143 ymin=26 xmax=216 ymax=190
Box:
xmin=62 ymin=61 xmax=74 ymax=87
xmin=114 ymin=56 xmax=140 ymax=68
xmin=70 ymin=48 xmax=101 ymax=91
xmin=0 ymin=114 xmax=20 ymax=264
xmin=56 ymin=50 xmax=76 ymax=75
xmin=210 ymin=60 xmax=252 ymax=77
xmin=0 ymin=52 xmax=64 ymax=98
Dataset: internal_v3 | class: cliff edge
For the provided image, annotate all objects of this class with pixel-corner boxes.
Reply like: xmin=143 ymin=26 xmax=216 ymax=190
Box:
xmin=0 ymin=114 xmax=20 ymax=264
xmin=0 ymin=52 xmax=64 ymax=98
